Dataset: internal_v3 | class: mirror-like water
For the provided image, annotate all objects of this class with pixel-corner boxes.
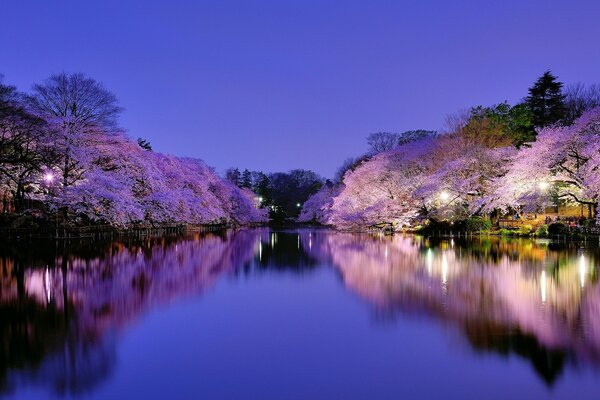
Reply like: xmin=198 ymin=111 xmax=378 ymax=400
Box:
xmin=1 ymin=229 xmax=600 ymax=399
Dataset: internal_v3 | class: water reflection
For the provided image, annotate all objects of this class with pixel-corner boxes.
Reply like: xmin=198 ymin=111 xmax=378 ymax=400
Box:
xmin=1 ymin=230 xmax=599 ymax=396
xmin=0 ymin=230 xmax=259 ymax=396
xmin=303 ymin=232 xmax=600 ymax=384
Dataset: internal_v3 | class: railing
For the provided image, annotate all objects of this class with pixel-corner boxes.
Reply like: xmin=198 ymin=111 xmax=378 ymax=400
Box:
xmin=498 ymin=219 xmax=526 ymax=228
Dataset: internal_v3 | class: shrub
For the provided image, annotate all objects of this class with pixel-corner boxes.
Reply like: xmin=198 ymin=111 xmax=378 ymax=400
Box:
xmin=536 ymin=224 xmax=549 ymax=236
xmin=465 ymin=216 xmax=492 ymax=232
xmin=518 ymin=224 xmax=533 ymax=236
xmin=499 ymin=228 xmax=512 ymax=236
xmin=548 ymin=223 xmax=567 ymax=235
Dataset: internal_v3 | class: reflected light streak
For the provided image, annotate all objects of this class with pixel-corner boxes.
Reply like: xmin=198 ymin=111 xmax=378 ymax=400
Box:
xmin=579 ymin=255 xmax=587 ymax=288
xmin=441 ymin=253 xmax=448 ymax=289
xmin=426 ymin=249 xmax=433 ymax=276
xmin=541 ymin=270 xmax=547 ymax=303
xmin=44 ymin=267 xmax=51 ymax=303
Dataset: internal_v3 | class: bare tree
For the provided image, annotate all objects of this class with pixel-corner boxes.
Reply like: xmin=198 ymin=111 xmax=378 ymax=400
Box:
xmin=366 ymin=132 xmax=399 ymax=154
xmin=442 ymin=109 xmax=470 ymax=134
xmin=564 ymin=83 xmax=600 ymax=124
xmin=28 ymin=73 xmax=122 ymax=187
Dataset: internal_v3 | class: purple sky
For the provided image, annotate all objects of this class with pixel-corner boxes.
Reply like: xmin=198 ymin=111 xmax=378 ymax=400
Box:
xmin=1 ymin=0 xmax=599 ymax=178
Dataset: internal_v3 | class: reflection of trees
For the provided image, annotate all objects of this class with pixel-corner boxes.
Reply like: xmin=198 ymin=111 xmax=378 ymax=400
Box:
xmin=307 ymin=233 xmax=600 ymax=385
xmin=248 ymin=231 xmax=320 ymax=273
xmin=0 ymin=230 xmax=259 ymax=396
xmin=3 ymin=229 xmax=600 ymax=393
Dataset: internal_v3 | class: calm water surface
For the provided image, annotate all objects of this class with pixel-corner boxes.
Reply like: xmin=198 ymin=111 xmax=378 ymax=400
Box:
xmin=2 ymin=229 xmax=600 ymax=399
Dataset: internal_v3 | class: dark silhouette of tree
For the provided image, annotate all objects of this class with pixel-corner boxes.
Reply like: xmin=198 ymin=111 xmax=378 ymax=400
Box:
xmin=240 ymin=169 xmax=252 ymax=189
xmin=564 ymin=83 xmax=600 ymax=124
xmin=136 ymin=138 xmax=152 ymax=151
xmin=397 ymin=129 xmax=437 ymax=145
xmin=253 ymin=172 xmax=271 ymax=205
xmin=268 ymin=169 xmax=322 ymax=221
xmin=224 ymin=167 xmax=241 ymax=186
xmin=525 ymin=71 xmax=566 ymax=128
xmin=0 ymin=77 xmax=55 ymax=211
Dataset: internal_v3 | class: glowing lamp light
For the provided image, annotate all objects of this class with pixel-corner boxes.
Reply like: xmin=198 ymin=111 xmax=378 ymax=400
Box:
xmin=296 ymin=203 xmax=301 ymax=208
xmin=43 ymin=172 xmax=55 ymax=184
xmin=538 ymin=181 xmax=550 ymax=191
xmin=258 ymin=196 xmax=263 ymax=203
xmin=440 ymin=190 xmax=450 ymax=201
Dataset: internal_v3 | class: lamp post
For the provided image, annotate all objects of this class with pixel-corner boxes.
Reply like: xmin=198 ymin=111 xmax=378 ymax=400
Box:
xmin=42 ymin=171 xmax=58 ymax=238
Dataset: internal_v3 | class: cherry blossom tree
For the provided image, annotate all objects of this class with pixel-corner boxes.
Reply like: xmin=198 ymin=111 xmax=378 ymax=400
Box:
xmin=486 ymin=108 xmax=600 ymax=218
xmin=323 ymin=138 xmax=434 ymax=230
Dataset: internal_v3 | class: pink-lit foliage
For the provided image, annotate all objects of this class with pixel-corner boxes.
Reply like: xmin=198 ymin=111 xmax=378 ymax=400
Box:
xmin=48 ymin=131 xmax=267 ymax=226
xmin=298 ymin=183 xmax=343 ymax=224
xmin=416 ymin=133 xmax=515 ymax=220
xmin=485 ymin=108 xmax=600 ymax=216
xmin=322 ymin=139 xmax=435 ymax=230
xmin=302 ymin=109 xmax=600 ymax=228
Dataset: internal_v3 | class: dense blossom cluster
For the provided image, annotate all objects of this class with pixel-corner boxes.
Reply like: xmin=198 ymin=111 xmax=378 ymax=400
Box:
xmin=48 ymin=131 xmax=267 ymax=226
xmin=301 ymin=108 xmax=600 ymax=229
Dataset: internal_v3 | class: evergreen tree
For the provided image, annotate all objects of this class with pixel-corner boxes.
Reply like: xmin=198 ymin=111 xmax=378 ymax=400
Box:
xmin=525 ymin=71 xmax=567 ymax=128
xmin=468 ymin=102 xmax=535 ymax=147
xmin=241 ymin=169 xmax=253 ymax=189
xmin=254 ymin=172 xmax=271 ymax=206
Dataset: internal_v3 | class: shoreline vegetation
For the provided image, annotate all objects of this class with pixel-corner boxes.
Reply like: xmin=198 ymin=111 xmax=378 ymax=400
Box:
xmin=0 ymin=72 xmax=268 ymax=231
xmin=2 ymin=71 xmax=600 ymax=238
xmin=298 ymin=72 xmax=600 ymax=236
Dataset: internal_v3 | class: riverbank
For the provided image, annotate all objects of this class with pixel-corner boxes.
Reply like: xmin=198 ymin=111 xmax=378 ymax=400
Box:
xmin=0 ymin=223 xmax=241 ymax=240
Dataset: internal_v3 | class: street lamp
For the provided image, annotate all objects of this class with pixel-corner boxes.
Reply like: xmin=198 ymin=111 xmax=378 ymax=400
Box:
xmin=43 ymin=172 xmax=55 ymax=184
xmin=538 ymin=181 xmax=550 ymax=191
xmin=296 ymin=203 xmax=301 ymax=208
xmin=440 ymin=190 xmax=450 ymax=201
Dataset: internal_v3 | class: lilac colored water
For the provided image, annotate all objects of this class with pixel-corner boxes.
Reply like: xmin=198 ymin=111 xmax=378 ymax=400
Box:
xmin=2 ymin=229 xmax=599 ymax=399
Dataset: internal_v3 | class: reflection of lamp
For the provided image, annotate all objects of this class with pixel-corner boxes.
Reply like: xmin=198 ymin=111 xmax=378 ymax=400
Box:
xmin=440 ymin=191 xmax=450 ymax=201
xmin=579 ymin=254 xmax=587 ymax=288
xmin=541 ymin=270 xmax=547 ymax=303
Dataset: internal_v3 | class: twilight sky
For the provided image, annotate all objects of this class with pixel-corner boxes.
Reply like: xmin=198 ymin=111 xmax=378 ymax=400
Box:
xmin=1 ymin=0 xmax=599 ymax=178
